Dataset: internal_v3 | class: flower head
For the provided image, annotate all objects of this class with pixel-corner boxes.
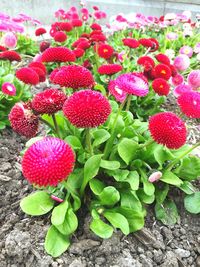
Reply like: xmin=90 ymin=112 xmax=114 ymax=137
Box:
xmin=179 ymin=46 xmax=193 ymax=58
xmin=16 ymin=67 xmax=39 ymax=85
xmin=35 ymin=27 xmax=46 ymax=36
xmin=148 ymin=171 xmax=162 ymax=183
xmin=187 ymin=70 xmax=200 ymax=90
xmin=63 ymin=89 xmax=111 ymax=128
xmin=122 ymin=38 xmax=140 ymax=49
xmin=22 ymin=137 xmax=75 ymax=187
xmin=50 ymin=65 xmax=94 ymax=89
xmin=73 ymin=48 xmax=85 ymax=58
xmin=97 ymin=44 xmax=114 ymax=59
xmin=98 ymin=64 xmax=123 ymax=75
xmin=2 ymin=32 xmax=17 ymax=49
xmin=177 ymin=91 xmax=200 ymax=118
xmin=54 ymin=31 xmax=67 ymax=43
xmin=108 ymin=80 xmax=127 ymax=102
xmin=174 ymin=55 xmax=190 ymax=72
xmin=0 ymin=50 xmax=21 ymax=62
xmin=173 ymin=84 xmax=192 ymax=97
xmin=28 ymin=62 xmax=47 ymax=74
xmin=171 ymin=74 xmax=184 ymax=86
xmin=2 ymin=82 xmax=16 ymax=96
xmin=152 ymin=78 xmax=170 ymax=96
xmin=42 ymin=47 xmax=76 ymax=63
xmin=155 ymin=53 xmax=170 ymax=65
xmin=154 ymin=64 xmax=172 ymax=80
xmin=32 ymin=89 xmax=67 ymax=115
xmin=137 ymin=56 xmax=155 ymax=71
xmin=39 ymin=41 xmax=50 ymax=52
xmin=113 ymin=73 xmax=149 ymax=96
xmin=149 ymin=112 xmax=187 ymax=149
xmin=9 ymin=102 xmax=39 ymax=138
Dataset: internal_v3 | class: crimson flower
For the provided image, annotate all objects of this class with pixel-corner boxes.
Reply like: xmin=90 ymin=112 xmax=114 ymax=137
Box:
xmin=149 ymin=112 xmax=187 ymax=149
xmin=39 ymin=41 xmax=50 ymax=52
xmin=0 ymin=50 xmax=21 ymax=62
xmin=63 ymin=89 xmax=111 ymax=128
xmin=97 ymin=44 xmax=114 ymax=59
xmin=177 ymin=91 xmax=200 ymax=118
xmin=54 ymin=31 xmax=67 ymax=43
xmin=42 ymin=47 xmax=76 ymax=63
xmin=22 ymin=137 xmax=75 ymax=186
xmin=155 ymin=53 xmax=170 ymax=65
xmin=98 ymin=64 xmax=123 ymax=75
xmin=35 ymin=27 xmax=46 ymax=36
xmin=122 ymin=38 xmax=140 ymax=49
xmin=137 ymin=56 xmax=155 ymax=71
xmin=16 ymin=67 xmax=39 ymax=85
xmin=152 ymin=78 xmax=170 ymax=96
xmin=154 ymin=64 xmax=172 ymax=80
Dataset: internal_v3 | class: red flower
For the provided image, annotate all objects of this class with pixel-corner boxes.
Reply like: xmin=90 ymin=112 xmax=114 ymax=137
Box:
xmin=51 ymin=65 xmax=94 ymax=89
xmin=32 ymin=88 xmax=67 ymax=115
xmin=91 ymin=23 xmax=102 ymax=30
xmin=98 ymin=64 xmax=123 ymax=75
xmin=39 ymin=41 xmax=50 ymax=52
xmin=30 ymin=67 xmax=46 ymax=82
xmin=177 ymin=91 xmax=200 ymax=118
xmin=122 ymin=38 xmax=140 ymax=49
xmin=73 ymin=48 xmax=85 ymax=58
xmin=22 ymin=137 xmax=75 ymax=187
xmin=71 ymin=19 xmax=82 ymax=27
xmin=113 ymin=73 xmax=149 ymax=96
xmin=77 ymin=40 xmax=91 ymax=50
xmin=72 ymin=37 xmax=87 ymax=48
xmin=16 ymin=67 xmax=39 ymax=85
xmin=169 ymin=64 xmax=178 ymax=77
xmin=149 ymin=38 xmax=159 ymax=52
xmin=137 ymin=56 xmax=155 ymax=71
xmin=83 ymin=59 xmax=92 ymax=70
xmin=28 ymin=62 xmax=47 ymax=74
xmin=149 ymin=112 xmax=187 ymax=149
xmin=154 ymin=64 xmax=171 ymax=80
xmin=54 ymin=31 xmax=67 ymax=42
xmin=63 ymin=89 xmax=111 ymax=128
xmin=41 ymin=47 xmax=76 ymax=63
xmin=155 ymin=53 xmax=170 ymax=65
xmin=97 ymin=44 xmax=114 ymax=59
xmin=139 ymin=38 xmax=153 ymax=48
xmin=80 ymin=33 xmax=90 ymax=39
xmin=0 ymin=45 xmax=7 ymax=51
xmin=90 ymin=33 xmax=106 ymax=42
xmin=152 ymin=78 xmax=170 ymax=96
xmin=0 ymin=50 xmax=21 ymax=62
xmin=35 ymin=27 xmax=46 ymax=36
xmin=59 ymin=22 xmax=73 ymax=32
xmin=9 ymin=102 xmax=39 ymax=138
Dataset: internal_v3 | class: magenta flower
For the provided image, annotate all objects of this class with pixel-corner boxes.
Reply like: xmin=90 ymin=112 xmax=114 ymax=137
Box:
xmin=108 ymin=80 xmax=127 ymax=102
xmin=2 ymin=32 xmax=17 ymax=49
xmin=174 ymin=55 xmax=190 ymax=72
xmin=179 ymin=46 xmax=193 ymax=58
xmin=2 ymin=82 xmax=16 ymax=96
xmin=171 ymin=74 xmax=184 ymax=86
xmin=173 ymin=84 xmax=192 ymax=97
xmin=187 ymin=70 xmax=200 ymax=90
xmin=166 ymin=32 xmax=178 ymax=40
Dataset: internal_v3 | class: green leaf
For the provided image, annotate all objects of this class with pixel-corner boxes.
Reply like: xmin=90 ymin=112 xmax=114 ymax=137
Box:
xmin=100 ymin=159 xmax=120 ymax=170
xmin=92 ymin=129 xmax=111 ymax=147
xmin=90 ymin=218 xmax=113 ymax=239
xmin=160 ymin=170 xmax=183 ymax=186
xmin=2 ymin=74 xmax=14 ymax=83
xmin=155 ymin=184 xmax=169 ymax=204
xmin=65 ymin=136 xmax=82 ymax=150
xmin=25 ymin=136 xmax=44 ymax=148
xmin=45 ymin=226 xmax=70 ymax=257
xmin=114 ymin=115 xmax=125 ymax=134
xmin=154 ymin=146 xmax=174 ymax=168
xmin=178 ymin=181 xmax=197 ymax=195
xmin=141 ymin=174 xmax=155 ymax=196
xmin=104 ymin=211 xmax=129 ymax=235
xmin=89 ymin=178 xmax=105 ymax=195
xmin=184 ymin=192 xmax=200 ymax=214
xmin=118 ymin=138 xmax=138 ymax=164
xmin=0 ymin=121 xmax=6 ymax=130
xmin=121 ymin=191 xmax=143 ymax=212
xmin=155 ymin=199 xmax=179 ymax=225
xmin=109 ymin=169 xmax=129 ymax=181
xmin=137 ymin=189 xmax=155 ymax=204
xmin=51 ymin=200 xmax=69 ymax=226
xmin=94 ymin=83 xmax=106 ymax=95
xmin=175 ymin=156 xmax=200 ymax=181
xmin=126 ymin=171 xmax=140 ymax=190
xmin=56 ymin=208 xmax=78 ymax=235
xmin=20 ymin=191 xmax=54 ymax=216
xmin=115 ymin=207 xmax=144 ymax=232
xmin=99 ymin=186 xmax=120 ymax=206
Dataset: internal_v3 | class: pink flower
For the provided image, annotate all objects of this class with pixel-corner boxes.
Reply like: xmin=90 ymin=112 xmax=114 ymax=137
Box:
xmin=117 ymin=51 xmax=126 ymax=62
xmin=148 ymin=171 xmax=162 ymax=183
xmin=179 ymin=46 xmax=193 ymax=58
xmin=173 ymin=84 xmax=192 ymax=97
xmin=1 ymin=82 xmax=16 ymax=96
xmin=33 ymin=53 xmax=42 ymax=63
xmin=194 ymin=43 xmax=200 ymax=54
xmin=51 ymin=195 xmax=64 ymax=203
xmin=2 ymin=32 xmax=17 ymax=49
xmin=174 ymin=55 xmax=190 ymax=72
xmin=187 ymin=70 xmax=200 ymax=90
xmin=171 ymin=74 xmax=184 ymax=86
xmin=108 ymin=80 xmax=127 ymax=102
xmin=166 ymin=32 xmax=178 ymax=40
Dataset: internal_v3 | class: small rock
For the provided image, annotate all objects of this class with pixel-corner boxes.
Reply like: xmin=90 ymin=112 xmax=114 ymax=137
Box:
xmin=114 ymin=250 xmax=142 ymax=267
xmin=153 ymin=249 xmax=163 ymax=264
xmin=0 ymin=175 xmax=11 ymax=182
xmin=137 ymin=247 xmax=144 ymax=254
xmin=95 ymin=257 xmax=106 ymax=265
xmin=69 ymin=259 xmax=86 ymax=267
xmin=160 ymin=251 xmax=179 ymax=267
xmin=69 ymin=239 xmax=100 ymax=255
xmin=174 ymin=248 xmax=190 ymax=258
xmin=161 ymin=227 xmax=173 ymax=240
xmin=196 ymin=256 xmax=200 ymax=267
xmin=0 ymin=162 xmax=12 ymax=172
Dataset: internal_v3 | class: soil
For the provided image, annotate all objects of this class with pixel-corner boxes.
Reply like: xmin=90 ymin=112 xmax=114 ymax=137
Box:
xmin=0 ymin=128 xmax=200 ymax=267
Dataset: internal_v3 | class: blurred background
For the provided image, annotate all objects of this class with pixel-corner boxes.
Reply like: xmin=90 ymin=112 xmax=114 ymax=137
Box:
xmin=0 ymin=0 xmax=199 ymax=25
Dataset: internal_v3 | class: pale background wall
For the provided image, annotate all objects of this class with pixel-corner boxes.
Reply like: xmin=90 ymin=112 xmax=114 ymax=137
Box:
xmin=0 ymin=0 xmax=199 ymax=25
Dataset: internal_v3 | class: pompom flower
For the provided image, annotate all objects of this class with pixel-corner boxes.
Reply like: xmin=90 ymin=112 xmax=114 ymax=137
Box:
xmin=108 ymin=80 xmax=127 ymax=102
xmin=171 ymin=74 xmax=184 ymax=86
xmin=16 ymin=67 xmax=39 ymax=85
xmin=41 ymin=47 xmax=76 ymax=63
xmin=177 ymin=91 xmax=200 ymax=118
xmin=137 ymin=56 xmax=155 ymax=71
xmin=9 ymin=102 xmax=39 ymax=138
xmin=97 ymin=44 xmax=114 ymax=59
xmin=179 ymin=46 xmax=193 ymax=58
xmin=58 ymin=22 xmax=73 ymax=32
xmin=28 ymin=62 xmax=47 ymax=74
xmin=1 ymin=82 xmax=16 ymax=96
xmin=51 ymin=65 xmax=94 ymax=89
xmin=122 ymin=38 xmax=140 ymax=49
xmin=149 ymin=112 xmax=187 ymax=149
xmin=32 ymin=89 xmax=67 ymax=115
xmin=22 ymin=137 xmax=75 ymax=187
xmin=113 ymin=73 xmax=149 ymax=96
xmin=173 ymin=55 xmax=190 ymax=72
xmin=35 ymin=27 xmax=47 ymax=36
xmin=98 ymin=64 xmax=123 ymax=75
xmin=155 ymin=53 xmax=170 ymax=65
xmin=0 ymin=50 xmax=21 ymax=62
xmin=40 ymin=41 xmax=50 ymax=52
xmin=73 ymin=48 xmax=85 ymax=58
xmin=54 ymin=31 xmax=67 ymax=43
xmin=30 ymin=67 xmax=46 ymax=82
xmin=63 ymin=89 xmax=111 ymax=128
xmin=187 ymin=70 xmax=200 ymax=90
xmin=173 ymin=84 xmax=192 ymax=97
xmin=154 ymin=64 xmax=172 ymax=80
xmin=152 ymin=78 xmax=170 ymax=96
xmin=2 ymin=32 xmax=17 ymax=49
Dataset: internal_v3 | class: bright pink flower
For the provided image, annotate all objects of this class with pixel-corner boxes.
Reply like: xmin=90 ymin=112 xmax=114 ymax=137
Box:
xmin=171 ymin=74 xmax=184 ymax=86
xmin=179 ymin=46 xmax=193 ymax=58
xmin=174 ymin=55 xmax=190 ymax=72
xmin=187 ymin=70 xmax=200 ymax=90
xmin=173 ymin=84 xmax=192 ymax=97
xmin=108 ymin=80 xmax=127 ymax=102
xmin=2 ymin=32 xmax=17 ymax=49
xmin=177 ymin=91 xmax=200 ymax=118
xmin=1 ymin=82 xmax=16 ymax=96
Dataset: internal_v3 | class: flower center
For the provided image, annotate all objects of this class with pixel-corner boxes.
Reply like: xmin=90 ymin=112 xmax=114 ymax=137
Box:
xmin=103 ymin=49 xmax=108 ymax=53
xmin=161 ymin=70 xmax=166 ymax=74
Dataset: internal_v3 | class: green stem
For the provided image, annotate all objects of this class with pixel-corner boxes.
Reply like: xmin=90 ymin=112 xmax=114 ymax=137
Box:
xmin=139 ymin=139 xmax=154 ymax=149
xmin=52 ymin=114 xmax=60 ymax=138
xmin=103 ymin=96 xmax=127 ymax=159
xmin=166 ymin=142 xmax=200 ymax=171
xmin=85 ymin=128 xmax=93 ymax=155
xmin=39 ymin=117 xmax=56 ymax=134
xmin=125 ymin=95 xmax=132 ymax=111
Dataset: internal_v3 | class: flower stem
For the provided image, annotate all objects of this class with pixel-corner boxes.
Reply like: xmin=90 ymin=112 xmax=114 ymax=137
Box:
xmin=166 ymin=142 xmax=200 ymax=171
xmin=39 ymin=117 xmax=56 ymax=133
xmin=52 ymin=114 xmax=60 ymax=138
xmin=125 ymin=95 xmax=132 ymax=111
xmin=139 ymin=139 xmax=154 ymax=149
xmin=86 ymin=128 xmax=93 ymax=155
